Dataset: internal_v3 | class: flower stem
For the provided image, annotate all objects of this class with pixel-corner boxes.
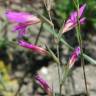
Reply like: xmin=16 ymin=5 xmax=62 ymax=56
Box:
xmin=34 ymin=22 xmax=43 ymax=45
xmin=74 ymin=0 xmax=89 ymax=95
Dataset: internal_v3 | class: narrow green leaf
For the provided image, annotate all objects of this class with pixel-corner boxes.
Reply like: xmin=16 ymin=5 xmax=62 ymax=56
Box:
xmin=43 ymin=23 xmax=96 ymax=65
xmin=83 ymin=54 xmax=96 ymax=64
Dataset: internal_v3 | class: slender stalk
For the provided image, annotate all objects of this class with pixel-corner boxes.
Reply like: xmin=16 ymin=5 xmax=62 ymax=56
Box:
xmin=73 ymin=0 xmax=89 ymax=95
xmin=49 ymin=9 xmax=62 ymax=96
xmin=34 ymin=23 xmax=43 ymax=45
xmin=15 ymin=71 xmax=28 ymax=96
xmin=56 ymin=43 xmax=62 ymax=95
xmin=42 ymin=1 xmax=62 ymax=95
xmin=49 ymin=14 xmax=62 ymax=96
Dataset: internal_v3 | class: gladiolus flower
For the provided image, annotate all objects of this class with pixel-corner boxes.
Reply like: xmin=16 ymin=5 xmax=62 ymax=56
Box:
xmin=68 ymin=47 xmax=81 ymax=69
xmin=6 ymin=11 xmax=40 ymax=36
xmin=18 ymin=40 xmax=48 ymax=55
xmin=35 ymin=74 xmax=52 ymax=96
xmin=62 ymin=4 xmax=86 ymax=33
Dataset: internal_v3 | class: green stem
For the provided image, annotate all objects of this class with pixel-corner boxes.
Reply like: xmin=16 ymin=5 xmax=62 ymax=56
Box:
xmin=74 ymin=1 xmax=89 ymax=95
xmin=34 ymin=23 xmax=43 ymax=45
xmin=47 ymin=6 xmax=62 ymax=95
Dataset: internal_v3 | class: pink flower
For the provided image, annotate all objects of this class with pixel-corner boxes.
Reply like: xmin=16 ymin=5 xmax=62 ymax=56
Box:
xmin=62 ymin=4 xmax=86 ymax=33
xmin=68 ymin=47 xmax=81 ymax=69
xmin=18 ymin=40 xmax=48 ymax=55
xmin=6 ymin=11 xmax=40 ymax=36
xmin=35 ymin=74 xmax=52 ymax=95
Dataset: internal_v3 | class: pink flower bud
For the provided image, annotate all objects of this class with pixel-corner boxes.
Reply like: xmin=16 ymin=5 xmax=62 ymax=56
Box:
xmin=35 ymin=74 xmax=52 ymax=96
xmin=19 ymin=40 xmax=48 ymax=56
xmin=68 ymin=47 xmax=81 ymax=69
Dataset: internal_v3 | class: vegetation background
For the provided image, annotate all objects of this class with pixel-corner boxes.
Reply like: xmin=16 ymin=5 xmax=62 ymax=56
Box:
xmin=0 ymin=0 xmax=96 ymax=96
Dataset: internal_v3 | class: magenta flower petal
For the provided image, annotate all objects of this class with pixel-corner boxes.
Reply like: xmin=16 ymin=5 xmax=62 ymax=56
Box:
xmin=70 ymin=4 xmax=86 ymax=22
xmin=74 ymin=46 xmax=81 ymax=55
xmin=13 ymin=23 xmax=29 ymax=36
xmin=70 ymin=11 xmax=77 ymax=23
xmin=62 ymin=4 xmax=86 ymax=33
xmin=78 ymin=4 xmax=86 ymax=18
xmin=35 ymin=74 xmax=52 ymax=95
xmin=6 ymin=11 xmax=40 ymax=23
xmin=19 ymin=40 xmax=48 ymax=55
xmin=79 ymin=17 xmax=86 ymax=24
xmin=68 ymin=47 xmax=81 ymax=69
